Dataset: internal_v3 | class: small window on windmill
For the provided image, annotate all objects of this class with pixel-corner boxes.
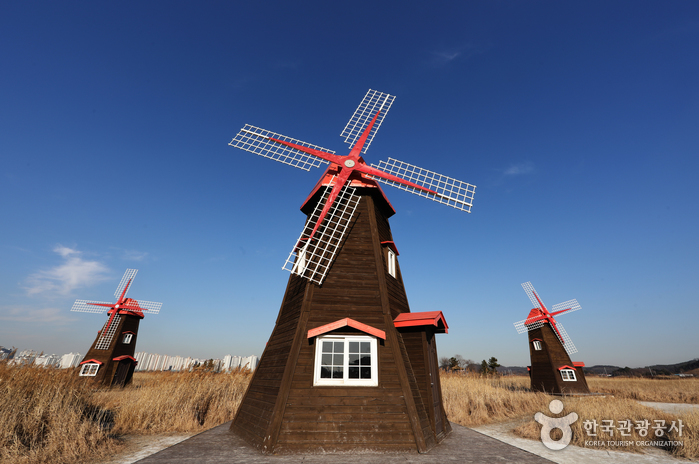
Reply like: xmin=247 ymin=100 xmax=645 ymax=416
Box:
xmin=292 ymin=245 xmax=307 ymax=276
xmin=387 ymin=249 xmax=396 ymax=278
xmin=381 ymin=241 xmax=398 ymax=279
xmin=560 ymin=369 xmax=577 ymax=381
xmin=79 ymin=363 xmax=100 ymax=376
xmin=532 ymin=340 xmax=542 ymax=351
xmin=313 ymin=335 xmax=378 ymax=386
xmin=122 ymin=333 xmax=133 ymax=344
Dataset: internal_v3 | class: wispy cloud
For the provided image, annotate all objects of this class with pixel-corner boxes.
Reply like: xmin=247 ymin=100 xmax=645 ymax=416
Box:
xmin=0 ymin=305 xmax=74 ymax=324
xmin=24 ymin=246 xmax=110 ymax=296
xmin=503 ymin=162 xmax=535 ymax=177
xmin=430 ymin=43 xmax=488 ymax=66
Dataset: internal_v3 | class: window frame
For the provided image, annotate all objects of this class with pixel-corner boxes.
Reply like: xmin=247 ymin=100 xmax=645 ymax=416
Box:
xmin=122 ymin=333 xmax=133 ymax=344
xmin=560 ymin=368 xmax=577 ymax=381
xmin=79 ymin=363 xmax=100 ymax=377
xmin=532 ymin=340 xmax=542 ymax=351
xmin=387 ymin=248 xmax=396 ymax=278
xmin=313 ymin=335 xmax=378 ymax=387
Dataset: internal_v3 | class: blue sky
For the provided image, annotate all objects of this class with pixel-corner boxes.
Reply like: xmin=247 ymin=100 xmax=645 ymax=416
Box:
xmin=1 ymin=2 xmax=697 ymax=368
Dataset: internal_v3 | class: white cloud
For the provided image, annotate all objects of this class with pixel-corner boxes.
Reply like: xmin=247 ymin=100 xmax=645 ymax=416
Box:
xmin=24 ymin=246 xmax=110 ymax=296
xmin=504 ymin=162 xmax=535 ymax=176
xmin=0 ymin=305 xmax=74 ymax=324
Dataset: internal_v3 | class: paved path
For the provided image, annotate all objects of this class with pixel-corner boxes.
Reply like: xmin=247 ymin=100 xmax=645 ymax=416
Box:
xmin=136 ymin=421 xmax=553 ymax=464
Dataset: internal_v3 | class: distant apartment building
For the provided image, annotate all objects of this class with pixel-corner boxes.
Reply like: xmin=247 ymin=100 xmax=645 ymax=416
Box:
xmin=59 ymin=352 xmax=82 ymax=369
xmin=34 ymin=353 xmax=62 ymax=368
xmin=0 ymin=346 xmax=17 ymax=361
xmin=222 ymin=354 xmax=259 ymax=372
xmin=134 ymin=352 xmax=258 ymax=372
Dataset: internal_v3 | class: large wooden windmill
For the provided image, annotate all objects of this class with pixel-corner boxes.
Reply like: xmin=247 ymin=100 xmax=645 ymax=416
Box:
xmin=513 ymin=281 xmax=589 ymax=394
xmin=228 ymin=90 xmax=474 ymax=454
xmin=71 ymin=269 xmax=161 ymax=387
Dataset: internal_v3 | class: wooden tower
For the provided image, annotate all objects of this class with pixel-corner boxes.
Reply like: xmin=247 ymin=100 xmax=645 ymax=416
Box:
xmin=514 ymin=282 xmax=589 ymax=395
xmin=228 ymin=90 xmax=474 ymax=453
xmin=71 ymin=269 xmax=162 ymax=387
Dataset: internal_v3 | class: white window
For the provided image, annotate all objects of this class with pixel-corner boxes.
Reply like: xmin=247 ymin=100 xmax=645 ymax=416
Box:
xmin=79 ymin=363 xmax=100 ymax=376
xmin=122 ymin=333 xmax=133 ymax=344
xmin=313 ymin=336 xmax=378 ymax=386
xmin=387 ymin=249 xmax=396 ymax=278
xmin=560 ymin=369 xmax=577 ymax=381
xmin=292 ymin=249 xmax=307 ymax=275
xmin=532 ymin=340 xmax=542 ymax=351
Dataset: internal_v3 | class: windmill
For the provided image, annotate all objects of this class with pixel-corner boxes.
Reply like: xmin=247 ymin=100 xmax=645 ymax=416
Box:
xmin=513 ymin=282 xmax=589 ymax=394
xmin=227 ymin=90 xmax=472 ymax=454
xmin=72 ymin=269 xmax=161 ymax=387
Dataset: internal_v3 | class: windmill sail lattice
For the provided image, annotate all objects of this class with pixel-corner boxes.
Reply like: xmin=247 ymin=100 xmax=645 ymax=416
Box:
xmin=283 ymin=177 xmax=360 ymax=285
xmin=341 ymin=89 xmax=396 ymax=153
xmin=230 ymin=89 xmax=476 ymax=286
xmin=513 ymin=281 xmax=580 ymax=355
xmin=230 ymin=125 xmax=332 ymax=171
xmin=370 ymin=158 xmax=475 ymax=212
xmin=95 ymin=315 xmax=122 ymax=350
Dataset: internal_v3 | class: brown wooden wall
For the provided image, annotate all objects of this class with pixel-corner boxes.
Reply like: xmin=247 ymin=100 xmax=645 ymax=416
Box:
xmin=528 ymin=325 xmax=590 ymax=394
xmin=231 ymin=188 xmax=444 ymax=453
xmin=81 ymin=313 xmax=141 ymax=386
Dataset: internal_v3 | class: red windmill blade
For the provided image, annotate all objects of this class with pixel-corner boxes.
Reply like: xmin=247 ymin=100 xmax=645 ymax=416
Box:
xmin=229 ymin=89 xmax=477 ymax=285
xmin=513 ymin=281 xmax=580 ymax=355
xmin=71 ymin=269 xmax=162 ymax=350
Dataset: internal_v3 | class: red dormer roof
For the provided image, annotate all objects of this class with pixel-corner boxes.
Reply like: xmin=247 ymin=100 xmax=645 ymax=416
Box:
xmin=394 ymin=311 xmax=448 ymax=334
xmin=573 ymin=361 xmax=585 ymax=368
xmin=558 ymin=365 xmax=577 ymax=371
xmin=381 ymin=241 xmax=399 ymax=256
xmin=79 ymin=359 xmax=103 ymax=365
xmin=122 ymin=331 xmax=135 ymax=335
xmin=112 ymin=355 xmax=137 ymax=363
xmin=307 ymin=318 xmax=386 ymax=340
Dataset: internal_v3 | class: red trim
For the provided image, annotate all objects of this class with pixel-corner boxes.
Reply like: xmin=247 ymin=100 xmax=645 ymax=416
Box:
xmin=573 ymin=361 xmax=585 ymax=367
xmin=79 ymin=359 xmax=103 ymax=365
xmin=530 ymin=338 xmax=543 ymax=342
xmin=558 ymin=365 xmax=576 ymax=371
xmin=381 ymin=241 xmax=400 ymax=256
xmin=394 ymin=311 xmax=448 ymax=334
xmin=527 ymin=366 xmax=531 ymax=371
xmin=307 ymin=318 xmax=386 ymax=340
xmin=112 ymin=355 xmax=137 ymax=363
xmin=122 ymin=331 xmax=135 ymax=335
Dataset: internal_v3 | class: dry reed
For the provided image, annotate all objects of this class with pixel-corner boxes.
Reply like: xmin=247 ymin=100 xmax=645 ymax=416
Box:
xmin=0 ymin=363 xmax=119 ymax=464
xmin=93 ymin=369 xmax=251 ymax=434
xmin=4 ymin=364 xmax=697 ymax=463
xmin=588 ymin=376 xmax=699 ymax=403
xmin=440 ymin=372 xmax=551 ymax=427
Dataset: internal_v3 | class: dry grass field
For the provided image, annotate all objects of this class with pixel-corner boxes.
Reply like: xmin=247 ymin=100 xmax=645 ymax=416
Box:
xmin=2 ymin=363 xmax=697 ymax=464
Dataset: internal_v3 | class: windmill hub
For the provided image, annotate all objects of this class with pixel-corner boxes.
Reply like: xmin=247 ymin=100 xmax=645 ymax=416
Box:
xmin=344 ymin=159 xmax=356 ymax=168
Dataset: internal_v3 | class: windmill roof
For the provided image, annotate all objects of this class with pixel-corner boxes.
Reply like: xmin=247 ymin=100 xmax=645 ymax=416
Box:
xmin=300 ymin=166 xmax=396 ymax=218
xmin=394 ymin=311 xmax=448 ymax=333
xmin=525 ymin=308 xmax=548 ymax=325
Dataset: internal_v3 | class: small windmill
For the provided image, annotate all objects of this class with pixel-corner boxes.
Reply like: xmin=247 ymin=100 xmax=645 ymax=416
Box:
xmin=514 ymin=282 xmax=589 ymax=394
xmin=72 ymin=269 xmax=161 ymax=387
xmin=227 ymin=90 xmax=472 ymax=453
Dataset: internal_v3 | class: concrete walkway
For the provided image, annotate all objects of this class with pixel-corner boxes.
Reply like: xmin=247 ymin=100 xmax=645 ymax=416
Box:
xmin=136 ymin=421 xmax=553 ymax=464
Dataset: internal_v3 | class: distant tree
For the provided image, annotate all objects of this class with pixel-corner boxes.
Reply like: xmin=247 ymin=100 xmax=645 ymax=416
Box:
xmin=439 ymin=357 xmax=451 ymax=370
xmin=488 ymin=357 xmax=501 ymax=374
xmin=480 ymin=360 xmax=489 ymax=375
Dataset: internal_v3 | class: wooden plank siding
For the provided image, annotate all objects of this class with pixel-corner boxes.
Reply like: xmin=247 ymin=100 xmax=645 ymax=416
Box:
xmin=81 ymin=313 xmax=141 ymax=387
xmin=230 ymin=187 xmax=448 ymax=453
xmin=528 ymin=325 xmax=590 ymax=394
